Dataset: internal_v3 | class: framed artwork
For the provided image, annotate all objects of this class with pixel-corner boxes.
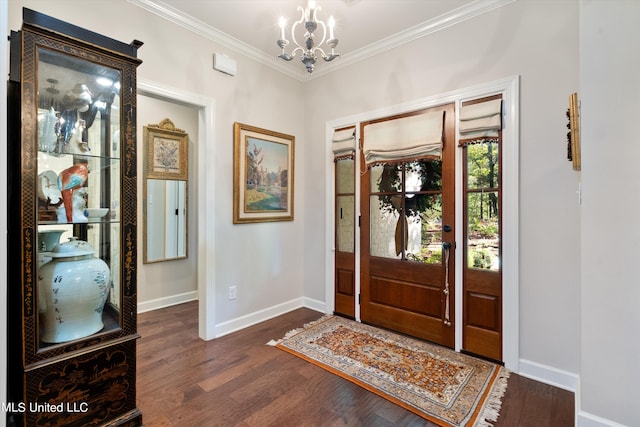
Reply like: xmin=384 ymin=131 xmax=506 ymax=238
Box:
xmin=567 ymin=93 xmax=581 ymax=171
xmin=233 ymin=122 xmax=295 ymax=223
xmin=144 ymin=118 xmax=188 ymax=180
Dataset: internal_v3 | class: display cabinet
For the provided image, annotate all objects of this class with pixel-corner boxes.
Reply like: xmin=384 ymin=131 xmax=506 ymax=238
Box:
xmin=7 ymin=9 xmax=143 ymax=426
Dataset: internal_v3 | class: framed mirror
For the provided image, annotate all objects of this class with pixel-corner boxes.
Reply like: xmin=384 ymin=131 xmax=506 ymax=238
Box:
xmin=143 ymin=119 xmax=188 ymax=263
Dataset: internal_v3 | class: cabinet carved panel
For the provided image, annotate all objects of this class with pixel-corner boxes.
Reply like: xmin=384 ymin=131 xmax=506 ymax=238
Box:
xmin=23 ymin=341 xmax=139 ymax=427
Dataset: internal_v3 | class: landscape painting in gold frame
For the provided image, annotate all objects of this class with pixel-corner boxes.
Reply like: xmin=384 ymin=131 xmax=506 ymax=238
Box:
xmin=233 ymin=122 xmax=295 ymax=224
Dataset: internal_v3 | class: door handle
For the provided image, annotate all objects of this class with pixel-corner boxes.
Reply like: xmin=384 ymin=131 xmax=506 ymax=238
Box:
xmin=442 ymin=241 xmax=452 ymax=327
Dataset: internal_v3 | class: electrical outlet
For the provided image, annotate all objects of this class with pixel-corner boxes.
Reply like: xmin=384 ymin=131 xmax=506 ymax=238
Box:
xmin=228 ymin=285 xmax=237 ymax=300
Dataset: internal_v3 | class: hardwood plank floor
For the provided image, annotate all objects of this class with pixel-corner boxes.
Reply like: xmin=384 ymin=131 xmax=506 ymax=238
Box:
xmin=137 ymin=302 xmax=574 ymax=426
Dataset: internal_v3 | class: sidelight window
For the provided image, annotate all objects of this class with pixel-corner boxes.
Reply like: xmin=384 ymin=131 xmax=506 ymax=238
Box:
xmin=465 ymin=142 xmax=500 ymax=270
xmin=459 ymin=95 xmax=502 ymax=271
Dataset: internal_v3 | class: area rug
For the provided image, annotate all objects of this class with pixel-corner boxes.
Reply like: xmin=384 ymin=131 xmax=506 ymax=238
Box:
xmin=268 ymin=315 xmax=509 ymax=427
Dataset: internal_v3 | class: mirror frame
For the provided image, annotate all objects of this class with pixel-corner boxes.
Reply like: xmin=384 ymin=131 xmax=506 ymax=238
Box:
xmin=143 ymin=119 xmax=189 ymax=263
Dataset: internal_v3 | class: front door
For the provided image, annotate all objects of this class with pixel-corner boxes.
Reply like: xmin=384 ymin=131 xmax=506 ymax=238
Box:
xmin=359 ymin=103 xmax=455 ymax=347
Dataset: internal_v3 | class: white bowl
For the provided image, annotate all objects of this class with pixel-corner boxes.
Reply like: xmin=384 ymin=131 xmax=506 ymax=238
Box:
xmin=85 ymin=208 xmax=109 ymax=219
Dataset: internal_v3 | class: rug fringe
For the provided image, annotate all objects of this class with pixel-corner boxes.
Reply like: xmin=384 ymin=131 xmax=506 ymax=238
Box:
xmin=266 ymin=314 xmax=332 ymax=346
xmin=475 ymin=367 xmax=511 ymax=427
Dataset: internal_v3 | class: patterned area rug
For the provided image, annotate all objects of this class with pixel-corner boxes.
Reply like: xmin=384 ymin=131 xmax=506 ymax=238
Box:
xmin=269 ymin=315 xmax=509 ymax=427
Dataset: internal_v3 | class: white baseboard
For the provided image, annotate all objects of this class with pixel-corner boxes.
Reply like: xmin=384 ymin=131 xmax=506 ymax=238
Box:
xmin=518 ymin=358 xmax=579 ymax=392
xmin=302 ymin=296 xmax=329 ymax=313
xmin=213 ymin=297 xmax=325 ymax=338
xmin=576 ymin=411 xmax=627 ymax=427
xmin=137 ymin=291 xmax=198 ymax=313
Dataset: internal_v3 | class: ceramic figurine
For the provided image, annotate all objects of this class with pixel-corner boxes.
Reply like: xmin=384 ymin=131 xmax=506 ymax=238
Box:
xmin=57 ymin=163 xmax=88 ymax=223
xmin=62 ymin=112 xmax=90 ymax=154
xmin=56 ymin=187 xmax=88 ymax=223
xmin=62 ymin=83 xmax=92 ymax=112
xmin=38 ymin=229 xmax=65 ymax=255
xmin=38 ymin=107 xmax=58 ymax=152
xmin=39 ymin=237 xmax=110 ymax=343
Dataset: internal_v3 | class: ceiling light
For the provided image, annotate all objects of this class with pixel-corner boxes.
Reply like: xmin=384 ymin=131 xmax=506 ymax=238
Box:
xmin=277 ymin=0 xmax=339 ymax=73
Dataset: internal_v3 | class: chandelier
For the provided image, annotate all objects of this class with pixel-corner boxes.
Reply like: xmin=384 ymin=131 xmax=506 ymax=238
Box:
xmin=277 ymin=0 xmax=339 ymax=73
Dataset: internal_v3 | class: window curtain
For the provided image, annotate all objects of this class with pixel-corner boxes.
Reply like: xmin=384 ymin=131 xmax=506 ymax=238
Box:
xmin=332 ymin=127 xmax=356 ymax=160
xmin=459 ymin=97 xmax=502 ymax=146
xmin=362 ymin=110 xmax=444 ymax=165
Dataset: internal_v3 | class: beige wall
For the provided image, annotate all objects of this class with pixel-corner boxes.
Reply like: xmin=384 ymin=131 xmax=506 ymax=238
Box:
xmin=580 ymin=1 xmax=640 ymax=425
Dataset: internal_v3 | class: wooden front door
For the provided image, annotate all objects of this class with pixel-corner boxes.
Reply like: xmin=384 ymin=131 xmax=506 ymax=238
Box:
xmin=360 ymin=103 xmax=456 ymax=347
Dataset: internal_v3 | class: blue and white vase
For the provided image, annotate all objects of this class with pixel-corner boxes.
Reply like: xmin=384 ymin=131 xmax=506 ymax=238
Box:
xmin=39 ymin=237 xmax=110 ymax=343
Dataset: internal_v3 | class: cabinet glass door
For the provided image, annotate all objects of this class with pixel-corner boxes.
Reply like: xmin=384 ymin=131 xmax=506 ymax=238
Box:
xmin=35 ymin=46 xmax=122 ymax=347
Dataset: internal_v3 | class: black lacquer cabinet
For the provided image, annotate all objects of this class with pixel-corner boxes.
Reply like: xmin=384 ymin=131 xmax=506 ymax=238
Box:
xmin=7 ymin=8 xmax=143 ymax=426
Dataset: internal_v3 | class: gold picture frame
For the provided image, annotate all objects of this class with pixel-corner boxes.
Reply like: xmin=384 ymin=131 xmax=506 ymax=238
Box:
xmin=568 ymin=93 xmax=581 ymax=171
xmin=233 ymin=122 xmax=295 ymax=224
xmin=144 ymin=118 xmax=188 ymax=180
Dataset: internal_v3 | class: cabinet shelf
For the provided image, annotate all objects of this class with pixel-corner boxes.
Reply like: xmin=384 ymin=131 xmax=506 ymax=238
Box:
xmin=37 ymin=303 xmax=121 ymax=351
xmin=38 ymin=218 xmax=118 ymax=226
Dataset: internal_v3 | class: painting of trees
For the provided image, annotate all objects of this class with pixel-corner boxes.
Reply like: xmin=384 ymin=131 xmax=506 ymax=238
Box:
xmin=245 ymin=141 xmax=263 ymax=189
xmin=233 ymin=122 xmax=294 ymax=223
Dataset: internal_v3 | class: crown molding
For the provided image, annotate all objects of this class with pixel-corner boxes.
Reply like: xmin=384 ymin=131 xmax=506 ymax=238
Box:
xmin=128 ymin=0 xmax=305 ymax=80
xmin=310 ymin=0 xmax=516 ymax=79
xmin=129 ymin=0 xmax=516 ymax=82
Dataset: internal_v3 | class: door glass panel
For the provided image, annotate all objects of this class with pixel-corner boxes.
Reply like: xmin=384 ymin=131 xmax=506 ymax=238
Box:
xmin=336 ymin=158 xmax=354 ymax=193
xmin=336 ymin=158 xmax=355 ymax=254
xmin=371 ymin=163 xmax=402 ymax=192
xmin=465 ymin=141 xmax=500 ymax=271
xmin=405 ymin=194 xmax=443 ymax=264
xmin=405 ymin=159 xmax=442 ymax=192
xmin=336 ymin=195 xmax=355 ymax=253
xmin=370 ymin=160 xmax=444 ymax=262
xmin=370 ymin=195 xmax=402 ymax=259
xmin=466 ymin=192 xmax=499 ymax=270
xmin=466 ymin=143 xmax=499 ymax=189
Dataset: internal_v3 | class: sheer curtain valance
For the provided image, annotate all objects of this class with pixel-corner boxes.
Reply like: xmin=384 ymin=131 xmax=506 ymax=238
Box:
xmin=362 ymin=110 xmax=444 ymax=165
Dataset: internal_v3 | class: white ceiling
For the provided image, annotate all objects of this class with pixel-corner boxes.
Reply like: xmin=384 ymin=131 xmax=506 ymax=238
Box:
xmin=130 ymin=0 xmax=514 ymax=80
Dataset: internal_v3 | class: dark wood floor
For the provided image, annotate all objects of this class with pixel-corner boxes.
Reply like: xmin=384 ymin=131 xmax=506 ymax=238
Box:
xmin=137 ymin=301 xmax=574 ymax=426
